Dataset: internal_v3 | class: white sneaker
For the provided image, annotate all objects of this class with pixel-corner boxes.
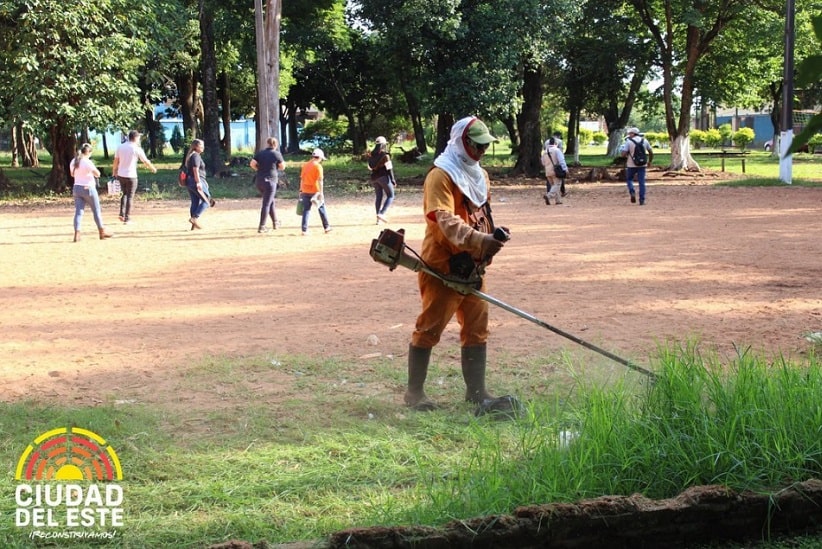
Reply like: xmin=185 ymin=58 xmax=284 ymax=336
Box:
xmin=376 ymin=214 xmax=388 ymax=223
xmin=324 ymin=227 xmax=333 ymax=234
xmin=301 ymin=231 xmax=308 ymax=236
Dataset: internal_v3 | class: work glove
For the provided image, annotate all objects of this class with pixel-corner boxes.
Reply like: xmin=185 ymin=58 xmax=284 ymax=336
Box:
xmin=479 ymin=233 xmax=505 ymax=260
xmin=311 ymin=193 xmax=324 ymax=207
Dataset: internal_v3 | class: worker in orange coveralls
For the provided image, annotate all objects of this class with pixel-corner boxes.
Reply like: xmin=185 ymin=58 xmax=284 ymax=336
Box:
xmin=405 ymin=116 xmax=509 ymax=411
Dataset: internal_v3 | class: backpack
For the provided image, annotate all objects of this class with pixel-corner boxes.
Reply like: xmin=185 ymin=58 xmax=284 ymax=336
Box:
xmin=629 ymin=137 xmax=648 ymax=166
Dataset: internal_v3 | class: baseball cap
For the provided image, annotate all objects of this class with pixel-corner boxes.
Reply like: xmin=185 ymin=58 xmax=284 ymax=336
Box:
xmin=128 ymin=130 xmax=142 ymax=140
xmin=466 ymin=119 xmax=498 ymax=144
xmin=375 ymin=136 xmax=387 ymax=145
xmin=312 ymin=148 xmax=326 ymax=160
xmin=626 ymin=127 xmax=641 ymax=135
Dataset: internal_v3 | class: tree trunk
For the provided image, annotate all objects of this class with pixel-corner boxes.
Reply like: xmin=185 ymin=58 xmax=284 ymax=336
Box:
xmin=199 ymin=0 xmax=222 ymax=175
xmin=398 ymin=77 xmax=427 ymax=154
xmin=178 ymin=71 xmax=199 ymax=141
xmin=11 ymin=123 xmax=20 ymax=168
xmin=143 ymin=108 xmax=159 ymax=158
xmin=24 ymin=130 xmax=38 ymax=168
xmin=566 ymin=108 xmax=580 ymax=166
xmin=410 ymin=110 xmax=427 ymax=155
xmin=512 ymin=64 xmax=543 ymax=177
xmin=48 ymin=122 xmax=76 ymax=194
xmin=435 ymin=113 xmax=454 ymax=157
xmin=264 ymin=0 xmax=281 ymax=145
xmin=670 ymin=134 xmax=700 ymax=171
xmin=502 ymin=115 xmax=518 ymax=155
xmin=220 ymin=70 xmax=232 ymax=156
xmin=605 ymin=121 xmax=623 ymax=158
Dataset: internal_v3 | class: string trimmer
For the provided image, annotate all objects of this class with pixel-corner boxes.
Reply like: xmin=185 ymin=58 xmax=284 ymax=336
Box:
xmin=369 ymin=228 xmax=657 ymax=381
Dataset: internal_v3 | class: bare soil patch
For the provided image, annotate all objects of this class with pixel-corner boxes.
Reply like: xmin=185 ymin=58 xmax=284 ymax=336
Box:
xmin=1 ymin=172 xmax=819 ymax=407
xmin=1 ymin=172 xmax=821 ymax=546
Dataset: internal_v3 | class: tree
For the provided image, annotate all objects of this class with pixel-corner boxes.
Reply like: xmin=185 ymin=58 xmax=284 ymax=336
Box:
xmin=254 ymin=0 xmax=282 ymax=150
xmin=199 ymin=0 xmax=223 ymax=175
xmin=627 ymin=0 xmax=752 ymax=171
xmin=0 ymin=0 xmax=149 ymax=192
xmin=789 ymin=13 xmax=822 ymax=154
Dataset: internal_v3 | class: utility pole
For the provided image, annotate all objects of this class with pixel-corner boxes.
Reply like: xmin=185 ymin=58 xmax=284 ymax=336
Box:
xmin=779 ymin=0 xmax=795 ymax=184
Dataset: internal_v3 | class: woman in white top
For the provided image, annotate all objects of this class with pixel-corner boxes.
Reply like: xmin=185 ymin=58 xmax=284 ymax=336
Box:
xmin=540 ymin=137 xmax=568 ymax=205
xmin=70 ymin=143 xmax=112 ymax=241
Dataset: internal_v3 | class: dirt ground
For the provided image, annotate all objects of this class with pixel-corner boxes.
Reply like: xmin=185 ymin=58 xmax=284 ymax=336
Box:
xmin=1 ymin=169 xmax=820 ymax=409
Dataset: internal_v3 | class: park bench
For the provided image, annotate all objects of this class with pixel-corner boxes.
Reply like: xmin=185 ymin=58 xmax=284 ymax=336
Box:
xmin=691 ymin=150 xmax=750 ymax=173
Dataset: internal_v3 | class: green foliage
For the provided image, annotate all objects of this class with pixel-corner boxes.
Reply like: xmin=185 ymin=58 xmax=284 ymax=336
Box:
xmin=169 ymin=125 xmax=185 ymax=155
xmin=732 ymin=127 xmax=755 ymax=150
xmin=298 ymin=117 xmax=351 ymax=156
xmin=718 ymin=123 xmax=733 ymax=145
xmin=0 ymin=0 xmax=148 ymax=134
xmin=644 ymin=131 xmax=669 ymax=147
xmin=704 ymin=128 xmax=723 ymax=148
xmin=690 ymin=129 xmax=706 ymax=148
xmin=578 ymin=127 xmax=593 ymax=147
xmin=591 ymin=132 xmax=608 ymax=146
xmin=789 ymin=14 xmax=822 ymax=155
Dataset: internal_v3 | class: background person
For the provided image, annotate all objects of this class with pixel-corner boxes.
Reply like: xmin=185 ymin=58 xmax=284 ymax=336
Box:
xmin=184 ymin=139 xmax=212 ymax=229
xmin=299 ymin=148 xmax=332 ymax=235
xmin=405 ymin=116 xmax=507 ymax=411
xmin=70 ymin=143 xmax=112 ymax=241
xmin=620 ymin=127 xmax=654 ymax=205
xmin=540 ymin=137 xmax=567 ymax=205
xmin=112 ymin=130 xmax=156 ymax=224
xmin=368 ymin=136 xmax=396 ymax=224
xmin=251 ymin=137 xmax=286 ymax=233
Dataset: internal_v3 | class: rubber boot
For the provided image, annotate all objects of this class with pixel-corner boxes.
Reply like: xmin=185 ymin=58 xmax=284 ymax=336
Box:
xmin=98 ymin=227 xmax=113 ymax=240
xmin=73 ymin=231 xmax=81 ymax=242
xmin=404 ymin=345 xmax=436 ymax=411
xmin=461 ymin=344 xmax=494 ymax=404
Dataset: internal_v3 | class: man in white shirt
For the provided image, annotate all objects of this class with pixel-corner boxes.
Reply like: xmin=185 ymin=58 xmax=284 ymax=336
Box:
xmin=619 ymin=127 xmax=654 ymax=206
xmin=112 ymin=130 xmax=157 ymax=223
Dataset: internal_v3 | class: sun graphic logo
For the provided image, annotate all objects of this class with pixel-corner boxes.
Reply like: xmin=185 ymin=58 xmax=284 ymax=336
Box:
xmin=14 ymin=427 xmax=125 ymax=531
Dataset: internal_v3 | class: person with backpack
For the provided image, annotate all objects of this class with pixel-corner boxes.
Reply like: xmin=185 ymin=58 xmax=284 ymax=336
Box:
xmin=540 ymin=137 xmax=568 ymax=206
xmin=368 ymin=136 xmax=396 ymax=224
xmin=620 ymin=127 xmax=654 ymax=205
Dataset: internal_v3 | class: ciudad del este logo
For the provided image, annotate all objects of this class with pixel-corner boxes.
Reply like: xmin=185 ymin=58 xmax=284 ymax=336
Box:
xmin=14 ymin=427 xmax=124 ymax=528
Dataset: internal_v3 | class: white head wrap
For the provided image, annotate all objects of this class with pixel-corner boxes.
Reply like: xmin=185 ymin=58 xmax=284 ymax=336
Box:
xmin=433 ymin=117 xmax=488 ymax=208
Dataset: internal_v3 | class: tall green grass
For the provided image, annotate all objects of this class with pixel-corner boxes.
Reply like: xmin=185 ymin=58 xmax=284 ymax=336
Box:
xmin=0 ymin=348 xmax=820 ymax=547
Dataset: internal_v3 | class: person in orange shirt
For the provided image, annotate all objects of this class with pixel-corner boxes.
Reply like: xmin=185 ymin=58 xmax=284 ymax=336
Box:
xmin=405 ymin=116 xmax=508 ymax=411
xmin=299 ymin=148 xmax=332 ymax=235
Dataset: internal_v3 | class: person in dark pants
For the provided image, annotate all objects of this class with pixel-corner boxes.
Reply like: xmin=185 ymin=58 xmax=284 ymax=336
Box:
xmin=112 ymin=130 xmax=156 ymax=224
xmin=620 ymin=127 xmax=654 ymax=206
xmin=251 ymin=137 xmax=286 ymax=233
xmin=184 ymin=139 xmax=212 ymax=229
xmin=368 ymin=136 xmax=396 ymax=224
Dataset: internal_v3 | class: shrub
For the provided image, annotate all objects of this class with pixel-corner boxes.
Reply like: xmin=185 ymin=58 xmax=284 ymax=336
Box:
xmin=718 ymin=123 xmax=733 ymax=146
xmin=690 ymin=129 xmax=706 ymax=149
xmin=170 ymin=125 xmax=185 ymax=154
xmin=591 ymin=132 xmax=608 ymax=146
xmin=733 ymin=127 xmax=755 ymax=150
xmin=299 ymin=117 xmax=350 ymax=156
xmin=704 ymin=129 xmax=723 ymax=148
xmin=808 ymin=133 xmax=822 ymax=153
